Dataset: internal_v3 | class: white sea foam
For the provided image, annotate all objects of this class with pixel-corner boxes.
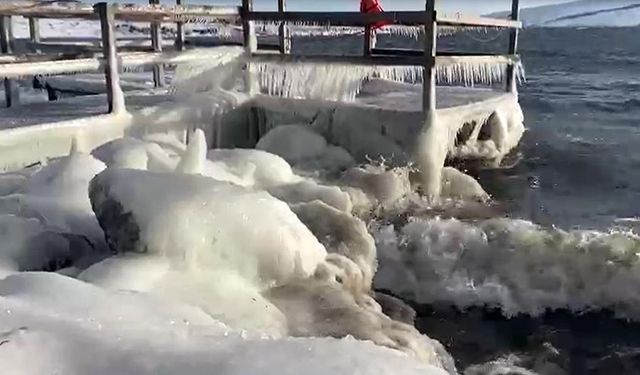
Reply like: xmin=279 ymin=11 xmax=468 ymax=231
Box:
xmin=374 ymin=216 xmax=640 ymax=319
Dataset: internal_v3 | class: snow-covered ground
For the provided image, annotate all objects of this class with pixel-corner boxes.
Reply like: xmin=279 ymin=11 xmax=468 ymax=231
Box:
xmin=495 ymin=0 xmax=640 ymax=27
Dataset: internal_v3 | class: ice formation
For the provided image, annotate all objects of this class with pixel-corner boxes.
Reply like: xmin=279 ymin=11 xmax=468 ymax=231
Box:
xmin=252 ymin=58 xmax=524 ymax=101
xmin=0 ymin=272 xmax=451 ymax=375
xmin=256 ymin=124 xmax=356 ymax=172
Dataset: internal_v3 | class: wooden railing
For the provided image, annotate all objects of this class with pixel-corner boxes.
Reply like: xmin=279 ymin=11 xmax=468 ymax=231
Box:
xmin=0 ymin=0 xmax=521 ymax=116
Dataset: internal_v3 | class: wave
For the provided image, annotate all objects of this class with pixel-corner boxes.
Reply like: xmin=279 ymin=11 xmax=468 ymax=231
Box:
xmin=374 ymin=216 xmax=640 ymax=319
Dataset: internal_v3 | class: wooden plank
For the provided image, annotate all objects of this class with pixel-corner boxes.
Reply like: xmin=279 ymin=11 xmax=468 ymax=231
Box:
xmin=506 ymin=0 xmax=520 ymax=93
xmin=149 ymin=0 xmax=165 ymax=88
xmin=246 ymin=11 xmax=428 ymax=26
xmin=0 ymin=3 xmax=240 ymax=22
xmin=436 ymin=14 xmax=521 ymax=28
xmin=0 ymin=52 xmax=96 ymax=64
xmin=0 ymin=16 xmax=18 ymax=108
xmin=373 ymin=48 xmax=520 ymax=58
xmin=0 ymin=58 xmax=101 ymax=78
xmin=175 ymin=0 xmax=185 ymax=51
xmin=95 ymin=3 xmax=125 ymax=114
xmin=423 ymin=1 xmax=436 ymax=113
xmin=0 ymin=51 xmax=519 ymax=79
xmin=277 ymin=0 xmax=291 ymax=54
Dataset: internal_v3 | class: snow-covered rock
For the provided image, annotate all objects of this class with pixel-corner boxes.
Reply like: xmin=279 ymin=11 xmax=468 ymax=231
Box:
xmin=89 ymin=168 xmax=327 ymax=289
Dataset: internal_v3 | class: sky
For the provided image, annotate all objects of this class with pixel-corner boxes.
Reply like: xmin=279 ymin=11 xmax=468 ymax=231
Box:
xmin=105 ymin=0 xmax=578 ymax=14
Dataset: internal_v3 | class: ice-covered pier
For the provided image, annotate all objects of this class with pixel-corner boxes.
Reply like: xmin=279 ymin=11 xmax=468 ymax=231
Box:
xmin=0 ymin=0 xmax=525 ymax=194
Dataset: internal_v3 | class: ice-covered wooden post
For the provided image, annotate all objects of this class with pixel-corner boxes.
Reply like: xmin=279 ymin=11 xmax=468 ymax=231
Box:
xmin=416 ymin=0 xmax=447 ymax=201
xmin=149 ymin=0 xmax=165 ymax=87
xmin=506 ymin=0 xmax=520 ymax=93
xmin=175 ymin=0 xmax=185 ymax=51
xmin=423 ymin=0 xmax=437 ymax=113
xmin=28 ymin=18 xmax=40 ymax=53
xmin=95 ymin=2 xmax=125 ymax=114
xmin=241 ymin=0 xmax=257 ymax=95
xmin=0 ymin=16 xmax=18 ymax=107
xmin=278 ymin=0 xmax=291 ymax=54
xmin=363 ymin=24 xmax=372 ymax=56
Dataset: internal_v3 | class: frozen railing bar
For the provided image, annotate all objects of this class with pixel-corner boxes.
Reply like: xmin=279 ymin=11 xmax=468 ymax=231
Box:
xmin=245 ymin=11 xmax=429 ymax=27
xmin=0 ymin=3 xmax=241 ymax=22
xmin=245 ymin=11 xmax=520 ymax=29
xmin=0 ymin=49 xmax=236 ymax=79
xmin=436 ymin=15 xmax=521 ymax=29
xmin=373 ymin=49 xmax=521 ymax=59
xmin=250 ymin=52 xmax=520 ymax=68
xmin=250 ymin=52 xmax=425 ymax=67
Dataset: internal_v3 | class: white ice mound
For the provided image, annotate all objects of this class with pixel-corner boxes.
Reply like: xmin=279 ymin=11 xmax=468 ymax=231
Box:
xmin=0 ymin=273 xmax=446 ymax=375
xmin=267 ymin=180 xmax=353 ymax=213
xmin=0 ymin=152 xmax=106 ymax=246
xmin=342 ymin=165 xmax=412 ymax=207
xmin=257 ymin=124 xmax=356 ymax=172
xmin=440 ymin=167 xmax=489 ymax=202
xmin=374 ymin=217 xmax=640 ymax=319
xmin=208 ymin=148 xmax=300 ymax=188
xmin=89 ymin=168 xmax=327 ymax=289
xmin=0 ymin=215 xmax=91 ymax=278
xmin=257 ymin=124 xmax=328 ymax=162
xmin=291 ymin=201 xmax=377 ymax=290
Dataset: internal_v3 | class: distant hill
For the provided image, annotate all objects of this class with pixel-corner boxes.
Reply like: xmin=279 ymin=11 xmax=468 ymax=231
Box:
xmin=490 ymin=0 xmax=640 ymax=27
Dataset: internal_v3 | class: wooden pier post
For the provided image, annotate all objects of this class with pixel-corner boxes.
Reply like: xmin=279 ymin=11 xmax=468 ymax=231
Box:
xmin=242 ymin=0 xmax=257 ymax=95
xmin=28 ymin=18 xmax=41 ymax=53
xmin=506 ymin=0 xmax=520 ymax=93
xmin=363 ymin=26 xmax=372 ymax=56
xmin=175 ymin=0 xmax=185 ymax=51
xmin=423 ymin=0 xmax=437 ymax=113
xmin=278 ymin=0 xmax=291 ymax=54
xmin=95 ymin=2 xmax=125 ymax=114
xmin=149 ymin=0 xmax=165 ymax=87
xmin=0 ymin=16 xmax=18 ymax=107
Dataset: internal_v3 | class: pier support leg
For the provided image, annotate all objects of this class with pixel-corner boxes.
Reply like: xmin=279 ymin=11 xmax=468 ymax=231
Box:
xmin=506 ymin=0 xmax=520 ymax=93
xmin=175 ymin=0 xmax=185 ymax=51
xmin=149 ymin=0 xmax=165 ymax=87
xmin=95 ymin=2 xmax=125 ymax=114
xmin=423 ymin=1 xmax=437 ymax=114
xmin=417 ymin=0 xmax=447 ymax=201
xmin=1 ymin=16 xmax=18 ymax=107
xmin=28 ymin=17 xmax=40 ymax=53
xmin=278 ymin=0 xmax=291 ymax=54
xmin=363 ymin=25 xmax=372 ymax=56
xmin=242 ymin=0 xmax=257 ymax=95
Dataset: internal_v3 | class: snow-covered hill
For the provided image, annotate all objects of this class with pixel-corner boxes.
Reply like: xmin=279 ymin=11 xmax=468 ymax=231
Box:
xmin=493 ymin=0 xmax=640 ymax=27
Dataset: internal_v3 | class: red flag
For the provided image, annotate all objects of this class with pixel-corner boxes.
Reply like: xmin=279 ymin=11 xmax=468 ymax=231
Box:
xmin=360 ymin=0 xmax=389 ymax=30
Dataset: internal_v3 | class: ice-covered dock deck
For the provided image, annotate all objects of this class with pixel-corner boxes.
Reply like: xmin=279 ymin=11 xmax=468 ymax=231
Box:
xmin=0 ymin=0 xmax=524 ymax=176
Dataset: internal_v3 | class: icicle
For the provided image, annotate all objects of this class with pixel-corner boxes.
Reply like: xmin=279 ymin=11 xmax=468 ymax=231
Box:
xmin=176 ymin=129 xmax=207 ymax=175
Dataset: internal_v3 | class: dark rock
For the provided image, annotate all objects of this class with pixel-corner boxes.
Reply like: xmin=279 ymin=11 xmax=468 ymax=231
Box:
xmin=89 ymin=172 xmax=143 ymax=254
xmin=374 ymin=291 xmax=417 ymax=325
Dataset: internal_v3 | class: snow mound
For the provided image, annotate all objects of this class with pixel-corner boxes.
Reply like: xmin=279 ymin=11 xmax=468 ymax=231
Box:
xmin=494 ymin=0 xmax=640 ymax=27
xmin=0 ymin=151 xmax=107 ymax=248
xmin=257 ymin=124 xmax=356 ymax=172
xmin=208 ymin=148 xmax=300 ymax=188
xmin=440 ymin=167 xmax=489 ymax=202
xmin=0 ymin=272 xmax=448 ymax=375
xmin=89 ymin=168 xmax=327 ymax=289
